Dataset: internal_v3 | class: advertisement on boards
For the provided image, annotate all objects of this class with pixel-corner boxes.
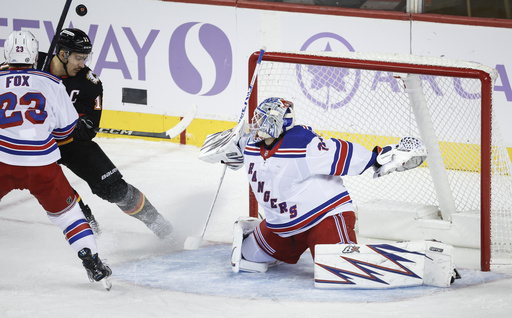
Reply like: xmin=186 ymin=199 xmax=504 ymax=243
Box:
xmin=2 ymin=0 xmax=512 ymax=146
xmin=0 ymin=0 xmax=241 ymax=122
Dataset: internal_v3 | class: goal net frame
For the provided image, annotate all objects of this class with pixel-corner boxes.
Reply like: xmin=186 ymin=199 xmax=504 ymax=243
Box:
xmin=246 ymin=50 xmax=505 ymax=272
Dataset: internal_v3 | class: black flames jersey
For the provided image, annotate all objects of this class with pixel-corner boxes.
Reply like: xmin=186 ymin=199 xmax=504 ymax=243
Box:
xmin=60 ymin=66 xmax=103 ymax=131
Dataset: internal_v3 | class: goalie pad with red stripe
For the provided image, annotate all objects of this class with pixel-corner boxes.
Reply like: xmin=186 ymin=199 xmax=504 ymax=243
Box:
xmin=314 ymin=240 xmax=458 ymax=289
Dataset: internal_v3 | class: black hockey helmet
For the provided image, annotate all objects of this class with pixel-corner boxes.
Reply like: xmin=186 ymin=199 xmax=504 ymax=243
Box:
xmin=56 ymin=28 xmax=92 ymax=55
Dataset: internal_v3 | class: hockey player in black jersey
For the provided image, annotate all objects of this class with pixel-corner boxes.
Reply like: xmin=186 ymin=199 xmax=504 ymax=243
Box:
xmin=48 ymin=28 xmax=173 ymax=239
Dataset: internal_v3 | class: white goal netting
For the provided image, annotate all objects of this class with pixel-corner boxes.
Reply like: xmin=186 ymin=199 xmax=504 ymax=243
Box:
xmin=249 ymin=51 xmax=512 ymax=270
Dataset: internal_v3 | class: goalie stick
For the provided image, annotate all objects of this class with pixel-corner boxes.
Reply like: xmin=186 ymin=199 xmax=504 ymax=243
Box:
xmin=184 ymin=47 xmax=266 ymax=250
xmin=183 ymin=165 xmax=227 ymax=250
xmin=96 ymin=104 xmax=197 ymax=140
xmin=199 ymin=47 xmax=266 ymax=162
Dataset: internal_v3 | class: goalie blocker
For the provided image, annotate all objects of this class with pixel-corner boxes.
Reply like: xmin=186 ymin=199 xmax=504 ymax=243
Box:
xmin=314 ymin=240 xmax=460 ymax=289
xmin=199 ymin=126 xmax=244 ymax=170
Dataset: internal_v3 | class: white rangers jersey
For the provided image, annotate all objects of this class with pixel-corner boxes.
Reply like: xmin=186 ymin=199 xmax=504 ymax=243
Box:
xmin=0 ymin=69 xmax=78 ymax=166
xmin=240 ymin=125 xmax=377 ymax=237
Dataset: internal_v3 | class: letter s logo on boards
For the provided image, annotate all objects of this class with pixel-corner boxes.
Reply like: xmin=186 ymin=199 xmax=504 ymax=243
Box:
xmin=169 ymin=22 xmax=232 ymax=96
xmin=297 ymin=33 xmax=360 ymax=110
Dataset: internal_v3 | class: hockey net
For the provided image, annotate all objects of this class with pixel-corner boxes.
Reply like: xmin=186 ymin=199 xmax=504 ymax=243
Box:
xmin=247 ymin=51 xmax=512 ymax=271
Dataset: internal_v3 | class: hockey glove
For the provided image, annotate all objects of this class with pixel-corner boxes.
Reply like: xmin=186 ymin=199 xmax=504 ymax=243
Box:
xmin=199 ymin=127 xmax=245 ymax=170
xmin=373 ymin=136 xmax=427 ymax=178
xmin=74 ymin=116 xmax=97 ymax=141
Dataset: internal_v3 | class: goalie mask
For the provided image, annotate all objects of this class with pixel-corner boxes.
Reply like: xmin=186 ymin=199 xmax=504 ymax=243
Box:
xmin=4 ymin=30 xmax=39 ymax=65
xmin=250 ymin=97 xmax=295 ymax=142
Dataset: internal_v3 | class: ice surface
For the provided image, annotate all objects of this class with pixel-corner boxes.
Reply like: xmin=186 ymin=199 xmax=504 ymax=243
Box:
xmin=1 ymin=137 xmax=511 ymax=317
xmin=115 ymin=243 xmax=506 ymax=302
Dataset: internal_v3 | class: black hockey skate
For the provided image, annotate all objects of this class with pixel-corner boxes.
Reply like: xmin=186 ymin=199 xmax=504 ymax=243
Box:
xmin=117 ymin=185 xmax=173 ymax=239
xmin=79 ymin=200 xmax=101 ymax=236
xmin=145 ymin=213 xmax=174 ymax=239
xmin=78 ymin=248 xmax=112 ymax=283
xmin=74 ymin=190 xmax=101 ymax=235
xmin=128 ymin=202 xmax=173 ymax=239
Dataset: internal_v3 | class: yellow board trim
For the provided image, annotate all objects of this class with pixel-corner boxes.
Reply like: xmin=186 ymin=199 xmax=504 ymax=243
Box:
xmin=98 ymin=110 xmax=512 ymax=170
xmin=316 ymin=130 xmax=512 ymax=173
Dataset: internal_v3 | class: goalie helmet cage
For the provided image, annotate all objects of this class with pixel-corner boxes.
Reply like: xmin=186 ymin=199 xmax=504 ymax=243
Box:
xmin=246 ymin=50 xmax=512 ymax=271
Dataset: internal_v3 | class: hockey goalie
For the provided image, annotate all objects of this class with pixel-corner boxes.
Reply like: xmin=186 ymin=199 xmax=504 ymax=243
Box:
xmin=200 ymin=97 xmax=460 ymax=288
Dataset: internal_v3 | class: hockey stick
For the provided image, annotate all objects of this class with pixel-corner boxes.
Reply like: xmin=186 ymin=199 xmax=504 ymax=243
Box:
xmin=40 ymin=0 xmax=73 ymax=71
xmin=183 ymin=164 xmax=227 ymax=250
xmin=96 ymin=104 xmax=197 ymax=140
xmin=184 ymin=47 xmax=266 ymax=250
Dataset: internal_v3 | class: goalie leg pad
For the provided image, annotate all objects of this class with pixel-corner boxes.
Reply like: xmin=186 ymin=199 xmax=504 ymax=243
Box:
xmin=314 ymin=240 xmax=456 ymax=289
xmin=239 ymin=234 xmax=279 ymax=273
xmin=231 ymin=216 xmax=262 ymax=273
xmin=424 ymin=240 xmax=457 ymax=287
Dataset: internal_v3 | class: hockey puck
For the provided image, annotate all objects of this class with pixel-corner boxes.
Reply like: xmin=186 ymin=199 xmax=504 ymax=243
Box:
xmin=76 ymin=4 xmax=88 ymax=16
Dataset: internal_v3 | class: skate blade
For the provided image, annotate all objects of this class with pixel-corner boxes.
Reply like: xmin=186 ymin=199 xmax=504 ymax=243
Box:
xmin=102 ymin=277 xmax=112 ymax=291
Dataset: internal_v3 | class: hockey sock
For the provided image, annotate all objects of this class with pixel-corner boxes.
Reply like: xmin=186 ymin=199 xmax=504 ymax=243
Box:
xmin=47 ymin=203 xmax=97 ymax=254
xmin=116 ymin=184 xmax=158 ymax=224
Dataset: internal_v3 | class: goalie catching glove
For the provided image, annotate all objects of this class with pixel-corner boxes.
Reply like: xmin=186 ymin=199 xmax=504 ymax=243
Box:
xmin=373 ymin=136 xmax=427 ymax=178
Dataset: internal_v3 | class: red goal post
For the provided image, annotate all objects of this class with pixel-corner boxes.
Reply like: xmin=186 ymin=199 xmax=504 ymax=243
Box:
xmin=247 ymin=50 xmax=512 ymax=271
